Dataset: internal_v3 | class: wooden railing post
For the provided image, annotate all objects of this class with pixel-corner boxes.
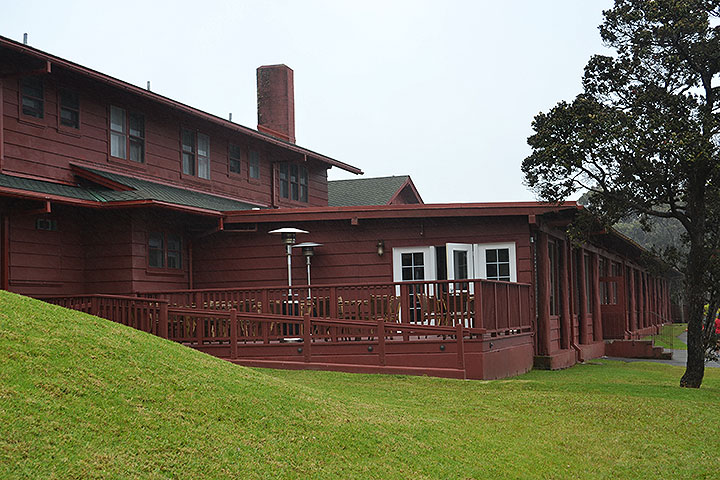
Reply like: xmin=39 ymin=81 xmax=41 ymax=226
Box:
xmin=303 ymin=314 xmax=311 ymax=362
xmin=329 ymin=287 xmax=338 ymax=318
xmin=456 ymin=323 xmax=465 ymax=370
xmin=230 ymin=308 xmax=238 ymax=360
xmin=90 ymin=296 xmax=99 ymax=317
xmin=377 ymin=319 xmax=386 ymax=366
xmin=159 ymin=302 xmax=169 ymax=339
xmin=196 ymin=313 xmax=204 ymax=347
xmin=473 ymin=280 xmax=483 ymax=330
xmin=400 ymin=283 xmax=410 ymax=341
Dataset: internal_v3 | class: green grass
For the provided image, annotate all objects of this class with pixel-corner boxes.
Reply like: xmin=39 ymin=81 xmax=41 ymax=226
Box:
xmin=643 ymin=323 xmax=688 ymax=350
xmin=2 ymin=290 xmax=720 ymax=479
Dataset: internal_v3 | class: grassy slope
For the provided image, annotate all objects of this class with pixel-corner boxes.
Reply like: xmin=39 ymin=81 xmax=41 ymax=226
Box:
xmin=1 ymin=291 xmax=719 ymax=479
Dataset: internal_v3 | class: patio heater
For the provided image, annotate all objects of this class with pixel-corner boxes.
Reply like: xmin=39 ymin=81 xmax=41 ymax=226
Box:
xmin=293 ymin=242 xmax=322 ymax=300
xmin=268 ymin=227 xmax=308 ymax=301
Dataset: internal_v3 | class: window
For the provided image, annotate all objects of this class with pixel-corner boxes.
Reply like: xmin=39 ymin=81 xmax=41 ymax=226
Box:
xmin=20 ymin=77 xmax=44 ymax=119
xmin=278 ymin=163 xmax=308 ymax=202
xmin=148 ymin=232 xmax=182 ymax=270
xmin=182 ymin=130 xmax=210 ymax=179
xmin=229 ymin=144 xmax=242 ymax=174
xmin=110 ymin=106 xmax=144 ymax=163
xmin=249 ymin=150 xmax=260 ymax=179
xmin=59 ymin=90 xmax=79 ymax=129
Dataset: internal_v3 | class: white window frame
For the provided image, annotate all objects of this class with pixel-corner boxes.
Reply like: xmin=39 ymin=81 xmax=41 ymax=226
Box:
xmin=474 ymin=242 xmax=517 ymax=282
xmin=392 ymin=246 xmax=436 ymax=283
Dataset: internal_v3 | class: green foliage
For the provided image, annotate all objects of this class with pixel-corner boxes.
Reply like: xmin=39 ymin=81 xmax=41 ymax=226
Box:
xmin=522 ymin=0 xmax=720 ymax=387
xmin=2 ymin=291 xmax=720 ymax=479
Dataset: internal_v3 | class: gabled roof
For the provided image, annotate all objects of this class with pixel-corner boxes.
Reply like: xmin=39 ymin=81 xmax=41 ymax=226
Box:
xmin=327 ymin=175 xmax=423 ymax=207
xmin=0 ymin=35 xmax=362 ymax=175
xmin=0 ymin=167 xmax=260 ymax=216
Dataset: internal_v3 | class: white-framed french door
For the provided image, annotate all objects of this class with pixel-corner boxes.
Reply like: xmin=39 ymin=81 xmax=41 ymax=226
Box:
xmin=392 ymin=247 xmax=436 ymax=323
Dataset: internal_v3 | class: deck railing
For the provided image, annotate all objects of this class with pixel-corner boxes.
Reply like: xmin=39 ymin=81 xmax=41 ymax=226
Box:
xmin=138 ymin=278 xmax=533 ymax=337
xmin=40 ymin=294 xmax=169 ymax=337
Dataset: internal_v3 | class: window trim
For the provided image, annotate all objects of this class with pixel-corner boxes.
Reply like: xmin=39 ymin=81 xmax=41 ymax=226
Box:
xmin=18 ymin=77 xmax=45 ymax=126
xmin=474 ymin=242 xmax=517 ymax=282
xmin=278 ymin=162 xmax=308 ymax=203
xmin=108 ymin=105 xmax=145 ymax=165
xmin=181 ymin=128 xmax=211 ymax=181
xmin=57 ymin=88 xmax=80 ymax=134
xmin=147 ymin=231 xmax=184 ymax=273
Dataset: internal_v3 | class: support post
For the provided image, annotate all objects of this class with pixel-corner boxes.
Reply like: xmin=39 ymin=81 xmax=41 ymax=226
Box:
xmin=377 ymin=319 xmax=386 ymax=366
xmin=629 ymin=268 xmax=637 ymax=333
xmin=559 ymin=240 xmax=571 ymax=350
xmin=303 ymin=314 xmax=311 ymax=362
xmin=592 ymin=253 xmax=603 ymax=341
xmin=230 ymin=308 xmax=238 ymax=359
xmin=456 ymin=323 xmax=465 ymax=370
xmin=400 ymin=283 xmax=410 ymax=342
xmin=473 ymin=280 xmax=483 ymax=330
xmin=536 ymin=231 xmax=552 ymax=355
xmin=196 ymin=313 xmax=204 ymax=347
xmin=159 ymin=301 xmax=169 ymax=339
xmin=578 ymin=249 xmax=590 ymax=344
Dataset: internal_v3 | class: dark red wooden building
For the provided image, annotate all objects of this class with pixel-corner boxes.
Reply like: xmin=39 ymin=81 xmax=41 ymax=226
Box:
xmin=0 ymin=35 xmax=672 ymax=379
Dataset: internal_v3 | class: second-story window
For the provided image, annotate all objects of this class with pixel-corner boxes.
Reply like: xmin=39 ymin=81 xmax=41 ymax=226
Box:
xmin=110 ymin=106 xmax=144 ymax=163
xmin=59 ymin=90 xmax=79 ymax=129
xmin=182 ymin=130 xmax=210 ymax=179
xmin=20 ymin=77 xmax=44 ymax=119
xmin=249 ymin=150 xmax=260 ymax=179
xmin=229 ymin=144 xmax=242 ymax=174
xmin=278 ymin=163 xmax=308 ymax=202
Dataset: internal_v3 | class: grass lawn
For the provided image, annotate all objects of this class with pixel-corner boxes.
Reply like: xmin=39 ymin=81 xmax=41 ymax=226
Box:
xmin=643 ymin=323 xmax=688 ymax=350
xmin=2 ymin=290 xmax=720 ymax=479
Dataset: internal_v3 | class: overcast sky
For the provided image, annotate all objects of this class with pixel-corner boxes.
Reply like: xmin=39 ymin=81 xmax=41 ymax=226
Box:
xmin=1 ymin=0 xmax=614 ymax=204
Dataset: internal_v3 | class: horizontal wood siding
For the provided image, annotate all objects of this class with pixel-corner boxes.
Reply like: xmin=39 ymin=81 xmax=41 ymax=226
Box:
xmin=192 ymin=216 xmax=532 ymax=290
xmin=1 ymin=70 xmax=329 ymax=208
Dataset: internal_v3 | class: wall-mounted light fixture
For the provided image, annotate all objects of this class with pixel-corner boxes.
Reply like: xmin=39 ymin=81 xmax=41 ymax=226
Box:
xmin=376 ymin=240 xmax=385 ymax=257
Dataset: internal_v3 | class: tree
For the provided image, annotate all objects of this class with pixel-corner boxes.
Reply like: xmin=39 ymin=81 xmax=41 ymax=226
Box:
xmin=522 ymin=0 xmax=720 ymax=387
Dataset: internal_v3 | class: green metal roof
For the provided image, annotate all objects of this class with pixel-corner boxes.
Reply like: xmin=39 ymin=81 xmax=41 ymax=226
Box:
xmin=327 ymin=176 xmax=414 ymax=207
xmin=0 ymin=168 xmax=260 ymax=213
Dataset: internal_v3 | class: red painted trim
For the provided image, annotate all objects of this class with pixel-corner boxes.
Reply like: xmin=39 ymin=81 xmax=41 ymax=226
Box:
xmin=70 ymin=165 xmax=132 ymax=191
xmin=1 ymin=215 xmax=8 ymax=290
xmin=387 ymin=177 xmax=424 ymax=205
xmin=0 ymin=77 xmax=4 ymax=170
xmin=0 ymin=35 xmax=362 ymax=175
xmin=0 ymin=185 xmax=223 ymax=217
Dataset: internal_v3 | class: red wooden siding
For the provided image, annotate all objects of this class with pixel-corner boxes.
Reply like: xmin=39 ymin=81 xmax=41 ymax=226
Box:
xmin=192 ymin=216 xmax=534 ymax=289
xmin=1 ymin=73 xmax=330 ymax=208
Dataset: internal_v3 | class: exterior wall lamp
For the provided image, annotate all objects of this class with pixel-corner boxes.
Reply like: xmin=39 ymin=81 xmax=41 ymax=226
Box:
xmin=377 ymin=240 xmax=385 ymax=257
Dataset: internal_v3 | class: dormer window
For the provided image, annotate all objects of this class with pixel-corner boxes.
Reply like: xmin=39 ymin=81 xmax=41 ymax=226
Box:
xmin=110 ymin=106 xmax=144 ymax=163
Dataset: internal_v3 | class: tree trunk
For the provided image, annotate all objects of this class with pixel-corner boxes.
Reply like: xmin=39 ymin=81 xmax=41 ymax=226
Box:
xmin=680 ymin=232 xmax=706 ymax=388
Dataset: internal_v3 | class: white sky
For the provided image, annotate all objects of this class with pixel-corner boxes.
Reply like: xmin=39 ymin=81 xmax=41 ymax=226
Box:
xmin=1 ymin=0 xmax=613 ymax=204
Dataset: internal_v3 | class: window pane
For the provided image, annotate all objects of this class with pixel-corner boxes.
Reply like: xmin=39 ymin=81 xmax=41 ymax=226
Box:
xmin=167 ymin=234 xmax=182 ymax=269
xmin=414 ymin=267 xmax=424 ymax=280
xmin=22 ymin=97 xmax=43 ymax=118
xmin=402 ymin=266 xmax=413 ymax=281
xmin=130 ymin=139 xmax=144 ymax=163
xmin=498 ymin=248 xmax=509 ymax=262
xmin=249 ymin=150 xmax=260 ymax=179
xmin=21 ymin=77 xmax=43 ymax=98
xmin=60 ymin=108 xmax=79 ymax=128
xmin=197 ymin=133 xmax=209 ymax=157
xmin=60 ymin=90 xmax=78 ymax=109
xmin=229 ymin=144 xmax=242 ymax=174
xmin=487 ymin=264 xmax=498 ymax=278
xmin=454 ymin=250 xmax=468 ymax=279
xmin=183 ymin=152 xmax=195 ymax=175
xmin=182 ymin=129 xmax=194 ymax=152
xmin=402 ymin=253 xmax=412 ymax=267
xmin=148 ymin=233 xmax=164 ymax=268
xmin=198 ymin=156 xmax=210 ymax=179
xmin=110 ymin=106 xmax=125 ymax=133
xmin=499 ymin=263 xmax=510 ymax=277
xmin=413 ymin=253 xmax=424 ymax=265
xmin=111 ymin=132 xmax=126 ymax=159
xmin=129 ymin=113 xmax=144 ymax=138
xmin=486 ymin=249 xmax=497 ymax=263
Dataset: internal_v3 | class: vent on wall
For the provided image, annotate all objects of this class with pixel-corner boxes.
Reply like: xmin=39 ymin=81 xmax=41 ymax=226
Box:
xmin=224 ymin=223 xmax=257 ymax=232
xmin=36 ymin=218 xmax=58 ymax=231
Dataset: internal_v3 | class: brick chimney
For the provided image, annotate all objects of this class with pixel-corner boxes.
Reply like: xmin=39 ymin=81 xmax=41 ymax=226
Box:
xmin=257 ymin=64 xmax=295 ymax=144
